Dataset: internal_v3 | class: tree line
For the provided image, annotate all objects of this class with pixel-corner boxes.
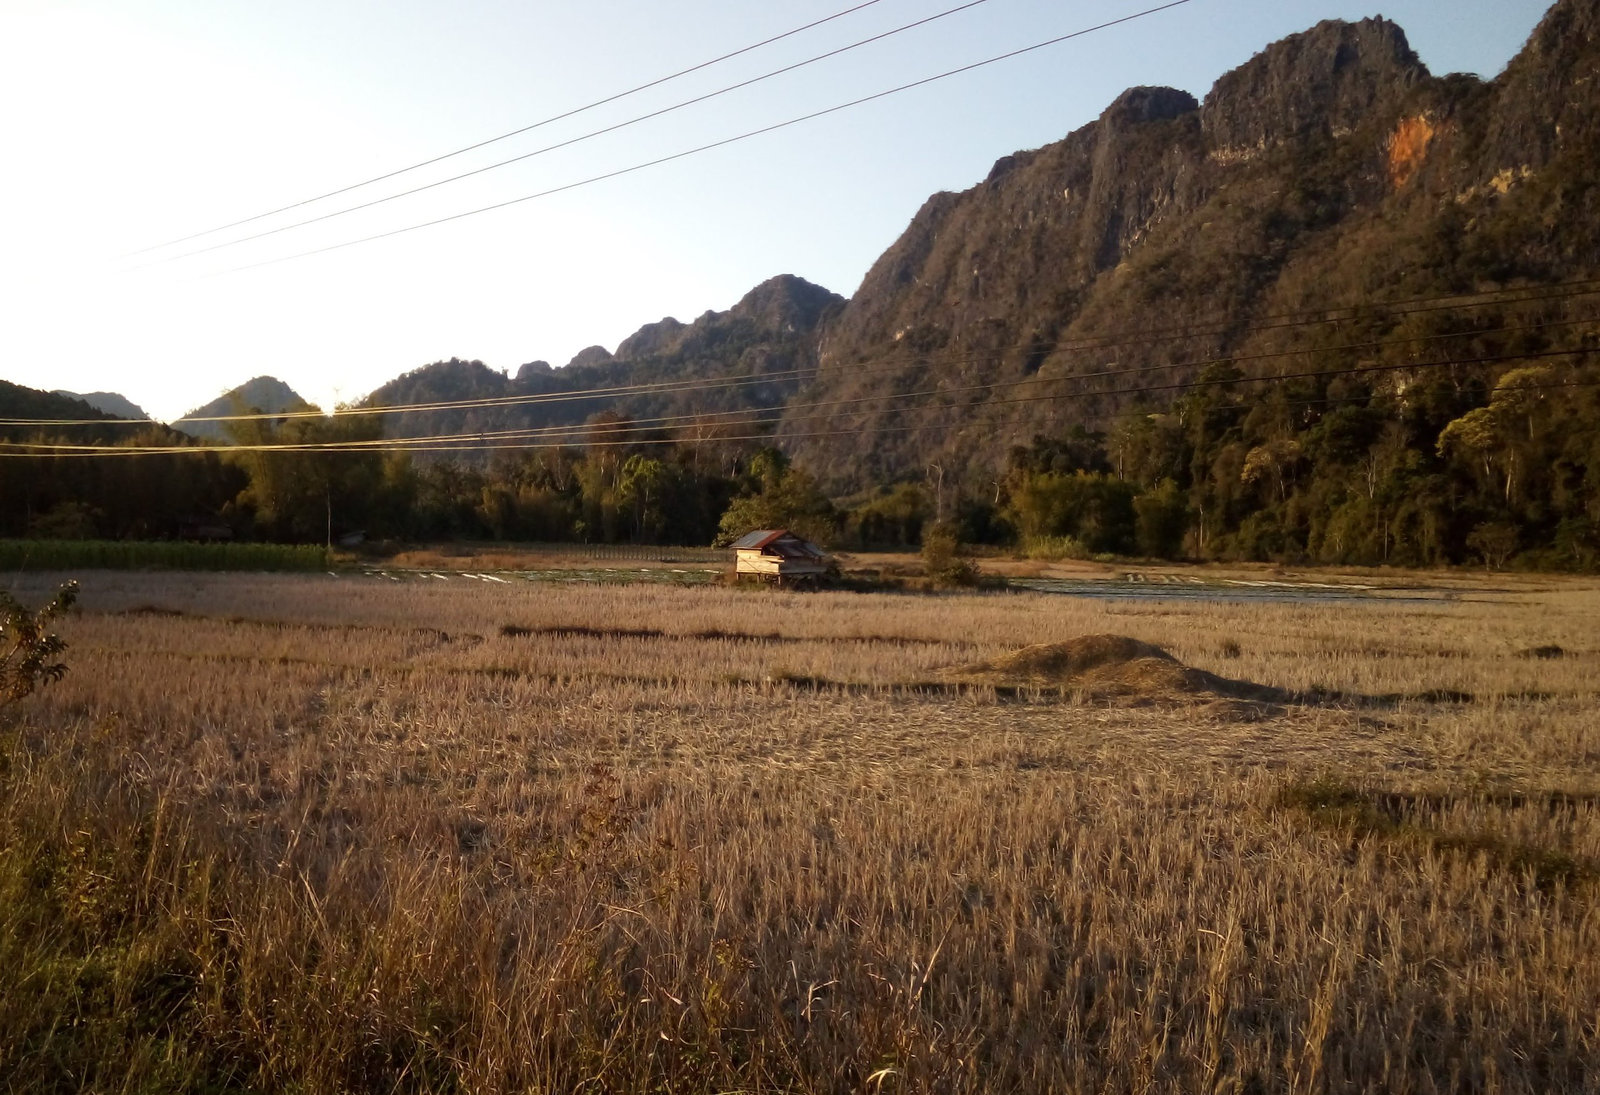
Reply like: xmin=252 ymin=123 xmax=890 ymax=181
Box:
xmin=983 ymin=358 xmax=1600 ymax=571
xmin=5 ymin=354 xmax=1597 ymax=570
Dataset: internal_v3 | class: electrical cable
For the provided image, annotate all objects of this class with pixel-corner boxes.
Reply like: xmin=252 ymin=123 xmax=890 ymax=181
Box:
xmin=125 ymin=0 xmax=896 ymax=256
xmin=6 ymin=309 xmax=1583 ymax=443
xmin=290 ymin=343 xmax=1600 ymax=452
xmin=144 ymin=0 xmax=1000 ymax=268
xmin=160 ymin=312 xmax=1600 ymax=449
xmin=209 ymin=1 xmax=1197 ymax=277
xmin=968 ymin=279 xmax=1600 ymax=355
xmin=9 ymin=343 xmax=1593 ymax=457
xmin=16 ymin=273 xmax=1600 ymax=430
xmin=11 ymin=375 xmax=1597 ymax=461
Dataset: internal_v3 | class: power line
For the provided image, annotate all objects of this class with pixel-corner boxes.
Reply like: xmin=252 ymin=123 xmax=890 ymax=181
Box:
xmin=319 ymin=343 xmax=1600 ymax=450
xmin=145 ymin=0 xmax=999 ymax=268
xmin=17 ymin=273 xmax=1600 ymax=431
xmin=212 ymin=1 xmax=1197 ymax=277
xmin=241 ymin=314 xmax=1600 ymax=448
xmin=0 ymin=305 xmax=1572 ymax=446
xmin=962 ymin=279 xmax=1600 ymax=358
xmin=395 ymin=372 xmax=1600 ymax=458
xmin=10 ymin=344 xmax=1593 ymax=458
xmin=9 ymin=286 xmax=1597 ymax=457
xmin=13 ymin=375 xmax=1599 ymax=462
xmin=125 ymin=0 xmax=896 ymax=257
xmin=199 ymin=360 xmax=1600 ymax=454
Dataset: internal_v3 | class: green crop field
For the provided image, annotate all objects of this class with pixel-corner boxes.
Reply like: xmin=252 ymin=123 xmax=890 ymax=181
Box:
xmin=0 ymin=539 xmax=329 ymax=572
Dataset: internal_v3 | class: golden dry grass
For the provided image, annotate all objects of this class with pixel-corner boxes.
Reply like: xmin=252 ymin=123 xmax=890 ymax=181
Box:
xmin=1 ymin=570 xmax=1598 ymax=1092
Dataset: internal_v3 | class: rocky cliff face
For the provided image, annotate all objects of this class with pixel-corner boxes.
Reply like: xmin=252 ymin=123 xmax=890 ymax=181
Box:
xmin=1200 ymin=18 xmax=1425 ymax=152
xmin=778 ymin=0 xmax=1600 ymax=490
xmin=828 ymin=84 xmax=1202 ymax=364
xmin=1485 ymin=0 xmax=1600 ymax=169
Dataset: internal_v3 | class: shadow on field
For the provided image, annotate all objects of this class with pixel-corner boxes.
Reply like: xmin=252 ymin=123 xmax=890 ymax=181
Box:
xmin=1276 ymin=777 xmax=1600 ymax=892
xmin=498 ymin=623 xmax=966 ymax=648
xmin=933 ymin=634 xmax=1497 ymax=713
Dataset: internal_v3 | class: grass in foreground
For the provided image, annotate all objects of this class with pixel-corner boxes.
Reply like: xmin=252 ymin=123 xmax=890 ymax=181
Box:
xmin=0 ymin=572 xmax=1596 ymax=1092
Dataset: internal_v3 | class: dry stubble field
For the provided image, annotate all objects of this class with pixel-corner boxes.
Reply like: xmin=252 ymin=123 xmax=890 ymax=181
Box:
xmin=2 ymin=570 xmax=1598 ymax=1093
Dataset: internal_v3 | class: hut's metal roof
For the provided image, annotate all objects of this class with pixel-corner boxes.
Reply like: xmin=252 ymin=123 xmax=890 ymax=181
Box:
xmin=730 ymin=529 xmax=827 ymax=558
xmin=730 ymin=529 xmax=788 ymax=550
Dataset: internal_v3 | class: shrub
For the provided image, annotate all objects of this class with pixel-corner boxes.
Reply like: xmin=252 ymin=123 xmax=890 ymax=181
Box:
xmin=1133 ymin=479 xmax=1189 ymax=558
xmin=0 ymin=581 xmax=77 ymax=708
xmin=921 ymin=522 xmax=978 ymax=587
xmin=1466 ymin=522 xmax=1519 ymax=571
xmin=1022 ymin=535 xmax=1089 ymax=561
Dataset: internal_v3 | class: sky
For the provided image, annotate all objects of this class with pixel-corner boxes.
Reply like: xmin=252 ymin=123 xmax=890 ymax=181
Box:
xmin=0 ymin=0 xmax=1558 ymax=421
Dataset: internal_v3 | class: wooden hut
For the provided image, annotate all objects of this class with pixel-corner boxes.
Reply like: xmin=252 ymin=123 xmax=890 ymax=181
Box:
xmin=731 ymin=529 xmax=829 ymax=584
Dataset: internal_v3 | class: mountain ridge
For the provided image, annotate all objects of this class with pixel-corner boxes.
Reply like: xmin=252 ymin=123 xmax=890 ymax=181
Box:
xmin=360 ymin=274 xmax=843 ymax=455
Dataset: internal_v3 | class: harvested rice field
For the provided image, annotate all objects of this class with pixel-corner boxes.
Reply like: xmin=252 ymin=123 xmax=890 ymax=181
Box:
xmin=2 ymin=570 xmax=1598 ymax=1092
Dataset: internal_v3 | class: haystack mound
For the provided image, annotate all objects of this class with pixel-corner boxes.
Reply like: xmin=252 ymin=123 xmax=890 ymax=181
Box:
xmin=943 ymin=634 xmax=1285 ymax=708
xmin=980 ymin=634 xmax=1176 ymax=679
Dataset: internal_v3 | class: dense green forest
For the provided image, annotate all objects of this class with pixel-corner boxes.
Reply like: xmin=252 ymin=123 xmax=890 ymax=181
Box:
xmin=5 ymin=348 xmax=1597 ymax=571
xmin=993 ymin=356 xmax=1600 ymax=570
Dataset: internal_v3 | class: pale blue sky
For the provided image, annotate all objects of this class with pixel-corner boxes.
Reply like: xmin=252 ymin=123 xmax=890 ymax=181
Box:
xmin=0 ymin=0 xmax=1556 ymax=420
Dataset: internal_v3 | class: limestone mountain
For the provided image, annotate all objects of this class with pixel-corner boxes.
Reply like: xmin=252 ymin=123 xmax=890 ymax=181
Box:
xmin=363 ymin=275 xmax=842 ymax=458
xmin=174 ymin=376 xmax=308 ymax=440
xmin=777 ymin=0 xmax=1600 ymax=490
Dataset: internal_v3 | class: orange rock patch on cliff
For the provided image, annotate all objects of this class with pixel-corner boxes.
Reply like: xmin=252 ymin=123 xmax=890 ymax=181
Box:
xmin=1387 ymin=114 xmax=1436 ymax=189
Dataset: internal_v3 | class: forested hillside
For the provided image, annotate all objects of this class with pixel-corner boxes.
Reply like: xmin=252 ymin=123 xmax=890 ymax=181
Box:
xmin=362 ymin=275 xmax=842 ymax=458
xmin=52 ymin=391 xmax=148 ymax=420
xmin=0 ymin=382 xmax=243 ymax=540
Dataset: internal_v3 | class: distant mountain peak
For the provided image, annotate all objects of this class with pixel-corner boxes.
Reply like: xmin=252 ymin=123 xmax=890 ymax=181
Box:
xmin=615 ymin=317 xmax=687 ymax=362
xmin=351 ymin=273 xmax=842 ymax=464
xmin=565 ymin=345 xmax=616 ymax=370
xmin=174 ymin=375 xmax=307 ymax=439
xmin=1202 ymin=17 xmax=1428 ymax=152
xmin=1103 ymin=86 xmax=1199 ymax=129
xmin=728 ymin=275 xmax=843 ymax=334
xmin=52 ymin=390 xmax=149 ymax=420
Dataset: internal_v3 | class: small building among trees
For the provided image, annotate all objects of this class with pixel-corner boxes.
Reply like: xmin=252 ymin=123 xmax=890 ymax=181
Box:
xmin=730 ymin=529 xmax=829 ymax=584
